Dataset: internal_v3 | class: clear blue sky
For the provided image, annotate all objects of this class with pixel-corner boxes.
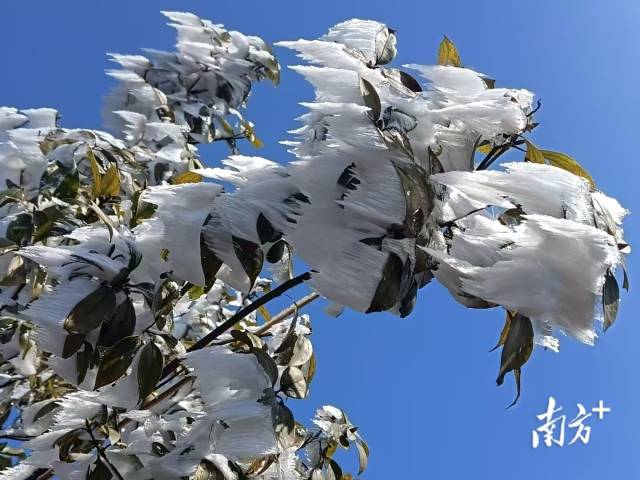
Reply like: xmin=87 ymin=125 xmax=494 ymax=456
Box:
xmin=2 ymin=1 xmax=639 ymax=478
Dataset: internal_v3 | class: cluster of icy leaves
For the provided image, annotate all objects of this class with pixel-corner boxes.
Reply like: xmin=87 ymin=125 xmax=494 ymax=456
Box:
xmin=0 ymin=13 xmax=365 ymax=480
xmin=0 ymin=10 xmax=630 ymax=480
xmin=148 ymin=18 xmax=626 ymax=348
xmin=105 ymin=11 xmax=279 ymax=154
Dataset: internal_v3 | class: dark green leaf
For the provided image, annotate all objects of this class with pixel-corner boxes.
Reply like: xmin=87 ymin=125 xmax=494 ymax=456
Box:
xmin=64 ymin=284 xmax=116 ymax=334
xmin=232 ymin=236 xmax=264 ymax=291
xmin=6 ymin=213 xmax=33 ymax=247
xmin=137 ymin=342 xmax=164 ymax=401
xmin=200 ymin=228 xmax=222 ymax=287
xmin=54 ymin=168 xmax=80 ymax=200
xmin=495 ymin=312 xmax=534 ymax=408
xmin=97 ymin=298 xmax=136 ymax=348
xmin=393 ymin=161 xmax=434 ymax=236
xmin=62 ymin=333 xmax=86 ymax=359
xmin=266 ymin=240 xmax=285 ymax=264
xmin=366 ymin=252 xmax=404 ymax=313
xmin=623 ymin=265 xmax=630 ymax=292
xmin=32 ymin=401 xmax=61 ymax=423
xmin=193 ymin=460 xmax=224 ymax=480
xmin=151 ymin=442 xmax=169 ymax=457
xmin=88 ymin=458 xmax=113 ymax=480
xmin=76 ymin=344 xmax=92 ymax=384
xmin=257 ymin=213 xmax=281 ymax=244
xmin=359 ymin=77 xmax=381 ymax=122
xmin=94 ymin=336 xmax=139 ymax=390
xmin=326 ymin=460 xmax=343 ymax=480
xmin=603 ymin=270 xmax=620 ymax=331
xmin=251 ymin=347 xmax=279 ymax=386
xmin=498 ymin=207 xmax=525 ymax=227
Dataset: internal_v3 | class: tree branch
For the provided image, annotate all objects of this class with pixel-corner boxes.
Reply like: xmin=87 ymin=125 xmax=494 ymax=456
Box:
xmin=160 ymin=271 xmax=311 ymax=379
xmin=85 ymin=420 xmax=125 ymax=480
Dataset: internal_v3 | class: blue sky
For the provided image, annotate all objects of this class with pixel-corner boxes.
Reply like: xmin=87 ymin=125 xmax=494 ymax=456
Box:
xmin=2 ymin=1 xmax=639 ymax=478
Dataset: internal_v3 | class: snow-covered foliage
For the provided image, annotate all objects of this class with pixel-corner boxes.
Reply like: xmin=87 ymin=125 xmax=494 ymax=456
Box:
xmin=0 ymin=11 xmax=628 ymax=479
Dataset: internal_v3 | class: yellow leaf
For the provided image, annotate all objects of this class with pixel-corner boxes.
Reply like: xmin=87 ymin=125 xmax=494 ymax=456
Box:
xmin=540 ymin=149 xmax=595 ymax=189
xmin=88 ymin=149 xmax=102 ymax=198
xmin=242 ymin=121 xmax=264 ymax=149
xmin=219 ymin=118 xmax=235 ymax=135
xmin=100 ymin=165 xmax=121 ymax=197
xmin=437 ymin=35 xmax=461 ymax=67
xmin=524 ymin=140 xmax=545 ymax=164
xmin=172 ymin=171 xmax=203 ymax=184
xmin=489 ymin=310 xmax=513 ymax=352
xmin=258 ymin=305 xmax=271 ymax=322
xmin=477 ymin=143 xmax=492 ymax=154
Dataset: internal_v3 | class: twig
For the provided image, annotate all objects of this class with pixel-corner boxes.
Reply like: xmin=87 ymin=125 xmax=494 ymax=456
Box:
xmin=85 ymin=420 xmax=125 ymax=480
xmin=116 ymin=376 xmax=194 ymax=432
xmin=160 ymin=271 xmax=311 ymax=379
xmin=253 ymin=292 xmax=320 ymax=335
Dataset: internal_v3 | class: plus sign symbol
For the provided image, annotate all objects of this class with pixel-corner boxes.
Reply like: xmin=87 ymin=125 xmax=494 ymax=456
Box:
xmin=592 ymin=400 xmax=611 ymax=420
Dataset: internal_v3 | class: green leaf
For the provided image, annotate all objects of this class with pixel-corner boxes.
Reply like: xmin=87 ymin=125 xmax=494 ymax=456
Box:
xmin=137 ymin=341 xmax=164 ymax=400
xmin=94 ymin=336 xmax=139 ymax=390
xmin=366 ymin=252 xmax=404 ymax=313
xmin=6 ymin=213 xmax=33 ymax=247
xmin=280 ymin=366 xmax=308 ymax=399
xmin=62 ymin=333 xmax=86 ymax=359
xmin=76 ymin=344 xmax=92 ymax=384
xmin=327 ymin=459 xmax=343 ymax=480
xmin=64 ymin=284 xmax=116 ymax=335
xmin=393 ymin=161 xmax=434 ymax=236
xmin=53 ymin=167 xmax=80 ymax=200
xmin=200 ymin=228 xmax=222 ymax=287
xmin=257 ymin=212 xmax=281 ymax=244
xmin=498 ymin=207 xmax=525 ymax=227
xmin=437 ymin=35 xmax=461 ymax=67
xmin=622 ymin=265 xmax=630 ymax=292
xmin=32 ymin=400 xmax=61 ymax=423
xmin=151 ymin=442 xmax=169 ymax=457
xmin=88 ymin=458 xmax=113 ymax=480
xmin=232 ymin=236 xmax=264 ymax=291
xmin=187 ymin=284 xmax=205 ymax=300
xmin=603 ymin=269 xmax=620 ymax=331
xmin=97 ymin=297 xmax=136 ymax=348
xmin=359 ymin=77 xmax=381 ymax=122
xmin=381 ymin=68 xmax=422 ymax=95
